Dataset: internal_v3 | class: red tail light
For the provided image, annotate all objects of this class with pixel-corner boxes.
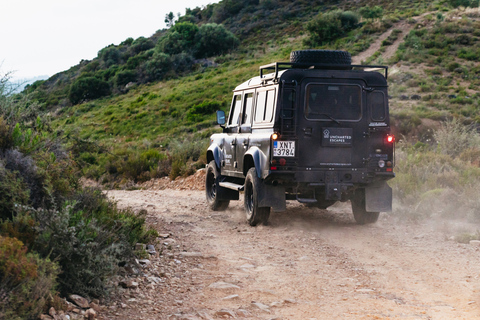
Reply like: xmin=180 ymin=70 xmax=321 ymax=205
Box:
xmin=387 ymin=134 xmax=395 ymax=143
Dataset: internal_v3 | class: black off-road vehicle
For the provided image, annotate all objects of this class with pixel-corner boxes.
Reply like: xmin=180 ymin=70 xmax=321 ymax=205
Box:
xmin=205 ymin=50 xmax=395 ymax=225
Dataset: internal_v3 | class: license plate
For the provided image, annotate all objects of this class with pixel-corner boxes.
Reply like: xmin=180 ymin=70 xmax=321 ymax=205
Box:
xmin=273 ymin=141 xmax=295 ymax=157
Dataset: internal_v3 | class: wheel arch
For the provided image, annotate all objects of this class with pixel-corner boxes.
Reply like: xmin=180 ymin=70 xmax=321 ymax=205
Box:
xmin=244 ymin=146 xmax=267 ymax=178
xmin=207 ymin=144 xmax=222 ymax=170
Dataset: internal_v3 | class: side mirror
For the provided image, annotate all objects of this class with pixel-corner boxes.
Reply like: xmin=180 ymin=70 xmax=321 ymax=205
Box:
xmin=216 ymin=110 xmax=226 ymax=126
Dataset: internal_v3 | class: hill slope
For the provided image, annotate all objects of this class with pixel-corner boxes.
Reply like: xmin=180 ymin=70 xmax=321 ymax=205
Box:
xmin=22 ymin=0 xmax=480 ymax=185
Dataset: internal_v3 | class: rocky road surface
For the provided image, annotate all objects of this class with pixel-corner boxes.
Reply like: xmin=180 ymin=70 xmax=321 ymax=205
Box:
xmin=100 ymin=172 xmax=480 ymax=320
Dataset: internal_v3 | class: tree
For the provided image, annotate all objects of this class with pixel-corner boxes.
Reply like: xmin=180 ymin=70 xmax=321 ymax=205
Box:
xmin=165 ymin=11 xmax=179 ymax=28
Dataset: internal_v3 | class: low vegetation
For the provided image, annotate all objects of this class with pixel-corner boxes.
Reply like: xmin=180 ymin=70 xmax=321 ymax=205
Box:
xmin=0 ymin=72 xmax=157 ymax=319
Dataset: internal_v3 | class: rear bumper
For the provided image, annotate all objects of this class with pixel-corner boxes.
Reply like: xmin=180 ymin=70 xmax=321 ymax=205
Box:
xmin=265 ymin=168 xmax=394 ymax=185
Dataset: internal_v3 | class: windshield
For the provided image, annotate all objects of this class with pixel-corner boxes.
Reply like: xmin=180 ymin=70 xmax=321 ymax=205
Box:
xmin=305 ymin=84 xmax=361 ymax=121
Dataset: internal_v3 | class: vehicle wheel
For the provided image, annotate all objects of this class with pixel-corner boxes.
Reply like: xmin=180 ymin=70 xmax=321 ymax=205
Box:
xmin=205 ymin=160 xmax=230 ymax=211
xmin=244 ymin=168 xmax=270 ymax=226
xmin=290 ymin=50 xmax=352 ymax=67
xmin=351 ymin=188 xmax=379 ymax=224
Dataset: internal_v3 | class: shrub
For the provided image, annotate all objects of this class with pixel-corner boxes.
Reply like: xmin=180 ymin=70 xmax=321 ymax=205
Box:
xmin=304 ymin=11 xmax=344 ymax=46
xmin=358 ymin=5 xmax=384 ymax=21
xmin=0 ymin=236 xmax=59 ymax=320
xmin=143 ymin=52 xmax=172 ymax=82
xmin=304 ymin=10 xmax=360 ymax=47
xmin=186 ymin=100 xmax=222 ymax=122
xmin=158 ymin=31 xmax=188 ymax=55
xmin=0 ymin=161 xmax=30 ymax=221
xmin=68 ymin=77 xmax=111 ymax=105
xmin=28 ymin=192 xmax=156 ymax=297
xmin=114 ymin=70 xmax=137 ymax=88
xmin=130 ymin=36 xmax=155 ymax=55
xmin=98 ymin=45 xmax=121 ymax=67
xmin=194 ymin=23 xmax=239 ymax=58
xmin=434 ymin=118 xmax=480 ymax=156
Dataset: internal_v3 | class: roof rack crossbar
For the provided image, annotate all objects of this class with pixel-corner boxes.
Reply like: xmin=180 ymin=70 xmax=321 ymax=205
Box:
xmin=259 ymin=62 xmax=389 ymax=82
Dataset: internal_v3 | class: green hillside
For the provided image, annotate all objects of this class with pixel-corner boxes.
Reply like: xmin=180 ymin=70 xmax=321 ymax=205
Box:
xmin=20 ymin=0 xmax=480 ymax=187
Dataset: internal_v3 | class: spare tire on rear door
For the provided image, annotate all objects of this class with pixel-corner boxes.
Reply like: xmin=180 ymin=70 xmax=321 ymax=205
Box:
xmin=290 ymin=50 xmax=351 ymax=68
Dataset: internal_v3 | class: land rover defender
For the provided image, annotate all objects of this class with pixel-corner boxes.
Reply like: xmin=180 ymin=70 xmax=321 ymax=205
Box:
xmin=206 ymin=50 xmax=395 ymax=225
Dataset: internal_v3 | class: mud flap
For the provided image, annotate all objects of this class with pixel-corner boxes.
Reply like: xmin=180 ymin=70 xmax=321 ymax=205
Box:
xmin=258 ymin=184 xmax=286 ymax=212
xmin=365 ymin=181 xmax=392 ymax=212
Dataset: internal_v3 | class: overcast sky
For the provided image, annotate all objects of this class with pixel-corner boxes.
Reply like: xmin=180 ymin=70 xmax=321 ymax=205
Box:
xmin=1 ymin=0 xmax=220 ymax=80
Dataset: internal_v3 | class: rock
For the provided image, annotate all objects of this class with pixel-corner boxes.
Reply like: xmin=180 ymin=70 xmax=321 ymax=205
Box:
xmin=89 ymin=302 xmax=101 ymax=312
xmin=251 ymin=301 xmax=271 ymax=312
xmin=119 ymin=279 xmax=139 ymax=288
xmin=138 ymin=259 xmax=151 ymax=266
xmin=85 ymin=308 xmax=96 ymax=320
xmin=180 ymin=252 xmax=205 ymax=258
xmin=356 ymin=288 xmax=375 ymax=293
xmin=410 ymin=94 xmax=421 ymax=100
xmin=239 ymin=263 xmax=255 ymax=269
xmin=399 ymin=94 xmax=409 ymax=100
xmin=69 ymin=294 xmax=90 ymax=309
xmin=147 ymin=244 xmax=156 ymax=254
xmin=39 ymin=315 xmax=53 ymax=320
xmin=470 ymin=240 xmax=480 ymax=247
xmin=214 ymin=309 xmax=236 ymax=318
xmin=49 ymin=307 xmax=56 ymax=317
xmin=284 ymin=299 xmax=296 ymax=304
xmin=208 ymin=281 xmax=240 ymax=289
xmin=236 ymin=309 xmax=251 ymax=317
xmin=159 ymin=233 xmax=170 ymax=238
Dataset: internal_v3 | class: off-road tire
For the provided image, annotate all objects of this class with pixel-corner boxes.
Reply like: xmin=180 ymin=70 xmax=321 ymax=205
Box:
xmin=290 ymin=50 xmax=352 ymax=66
xmin=351 ymin=188 xmax=380 ymax=224
xmin=244 ymin=168 xmax=270 ymax=226
xmin=205 ymin=160 xmax=230 ymax=211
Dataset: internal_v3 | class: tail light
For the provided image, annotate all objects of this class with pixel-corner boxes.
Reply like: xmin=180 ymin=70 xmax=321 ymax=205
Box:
xmin=386 ymin=134 xmax=395 ymax=143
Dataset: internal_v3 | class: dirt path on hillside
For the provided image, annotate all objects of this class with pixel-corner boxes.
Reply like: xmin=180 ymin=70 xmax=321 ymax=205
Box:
xmin=352 ymin=12 xmax=433 ymax=65
xmin=100 ymin=176 xmax=480 ymax=320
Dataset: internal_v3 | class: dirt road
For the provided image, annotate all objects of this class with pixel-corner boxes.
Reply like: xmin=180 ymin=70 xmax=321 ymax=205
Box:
xmin=105 ymin=184 xmax=480 ymax=320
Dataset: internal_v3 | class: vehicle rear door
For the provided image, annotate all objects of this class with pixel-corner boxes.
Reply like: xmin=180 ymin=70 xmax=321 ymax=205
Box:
xmin=296 ymin=79 xmax=368 ymax=170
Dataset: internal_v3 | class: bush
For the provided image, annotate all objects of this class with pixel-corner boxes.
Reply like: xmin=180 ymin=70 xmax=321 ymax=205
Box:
xmin=114 ymin=70 xmax=137 ymax=88
xmin=194 ymin=23 xmax=239 ymax=58
xmin=186 ymin=100 xmax=222 ymax=122
xmin=28 ymin=190 xmax=156 ymax=297
xmin=434 ymin=118 xmax=480 ymax=156
xmin=68 ymin=77 xmax=111 ymax=105
xmin=143 ymin=52 xmax=172 ymax=82
xmin=98 ymin=45 xmax=121 ymax=67
xmin=359 ymin=5 xmax=384 ymax=21
xmin=304 ymin=10 xmax=360 ymax=47
xmin=130 ymin=36 xmax=155 ymax=55
xmin=0 ymin=236 xmax=59 ymax=320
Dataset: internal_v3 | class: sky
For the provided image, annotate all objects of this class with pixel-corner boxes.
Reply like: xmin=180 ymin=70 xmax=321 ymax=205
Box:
xmin=1 ymin=0 xmax=220 ymax=81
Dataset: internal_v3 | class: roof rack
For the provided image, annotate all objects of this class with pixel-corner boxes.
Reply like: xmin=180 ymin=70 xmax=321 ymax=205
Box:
xmin=259 ymin=62 xmax=388 ymax=82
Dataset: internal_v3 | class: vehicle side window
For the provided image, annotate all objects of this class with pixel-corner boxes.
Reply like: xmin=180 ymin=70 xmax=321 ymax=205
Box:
xmin=369 ymin=91 xmax=386 ymax=121
xmin=228 ymin=94 xmax=242 ymax=126
xmin=255 ymin=91 xmax=266 ymax=123
xmin=254 ymin=89 xmax=276 ymax=124
xmin=243 ymin=93 xmax=254 ymax=125
xmin=265 ymin=89 xmax=275 ymax=122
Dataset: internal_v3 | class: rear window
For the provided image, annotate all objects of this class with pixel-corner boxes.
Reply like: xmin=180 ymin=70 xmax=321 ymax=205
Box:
xmin=305 ymin=84 xmax=361 ymax=121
